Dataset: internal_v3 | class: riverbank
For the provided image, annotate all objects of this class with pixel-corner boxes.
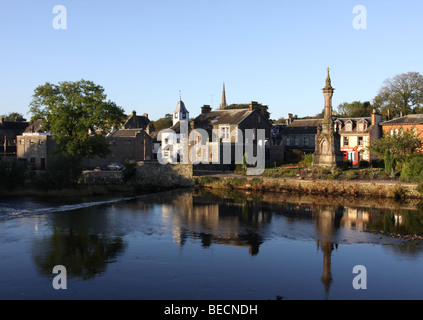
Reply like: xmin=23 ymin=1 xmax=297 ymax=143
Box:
xmin=194 ymin=174 xmax=423 ymax=199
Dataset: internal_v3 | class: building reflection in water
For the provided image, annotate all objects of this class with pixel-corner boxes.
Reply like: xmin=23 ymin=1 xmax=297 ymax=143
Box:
xmin=159 ymin=191 xmax=415 ymax=299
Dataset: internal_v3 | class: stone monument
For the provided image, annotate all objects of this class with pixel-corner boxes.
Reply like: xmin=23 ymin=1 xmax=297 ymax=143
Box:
xmin=312 ymin=68 xmax=344 ymax=168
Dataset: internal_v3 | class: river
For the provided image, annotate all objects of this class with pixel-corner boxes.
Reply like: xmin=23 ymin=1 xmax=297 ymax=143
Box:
xmin=1 ymin=188 xmax=423 ymax=300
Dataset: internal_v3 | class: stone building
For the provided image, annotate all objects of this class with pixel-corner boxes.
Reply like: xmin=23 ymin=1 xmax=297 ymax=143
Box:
xmin=0 ymin=116 xmax=29 ymax=160
xmin=16 ymin=120 xmax=56 ymax=170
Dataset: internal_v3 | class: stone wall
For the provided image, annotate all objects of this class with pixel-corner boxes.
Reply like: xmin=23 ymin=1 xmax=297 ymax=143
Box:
xmin=80 ymin=162 xmax=194 ymax=188
xmin=136 ymin=162 xmax=194 ymax=188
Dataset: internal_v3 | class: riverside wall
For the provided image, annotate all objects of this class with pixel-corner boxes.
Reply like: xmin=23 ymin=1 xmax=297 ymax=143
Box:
xmin=195 ymin=176 xmax=423 ymax=199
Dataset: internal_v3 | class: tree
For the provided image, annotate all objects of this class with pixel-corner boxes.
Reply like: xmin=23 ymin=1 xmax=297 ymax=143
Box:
xmin=151 ymin=113 xmax=173 ymax=132
xmin=225 ymin=103 xmax=270 ymax=120
xmin=29 ymin=80 xmax=125 ymax=160
xmin=373 ymin=72 xmax=423 ymax=119
xmin=368 ymin=128 xmax=422 ymax=164
xmin=337 ymin=101 xmax=374 ymax=117
xmin=1 ymin=112 xmax=26 ymax=122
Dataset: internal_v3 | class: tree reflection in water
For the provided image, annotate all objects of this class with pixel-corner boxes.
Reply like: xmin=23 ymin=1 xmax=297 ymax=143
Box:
xmin=32 ymin=207 xmax=126 ymax=280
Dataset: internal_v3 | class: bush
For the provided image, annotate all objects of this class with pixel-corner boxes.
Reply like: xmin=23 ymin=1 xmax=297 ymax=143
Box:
xmin=359 ymin=160 xmax=370 ymax=168
xmin=0 ymin=160 xmax=27 ymax=191
xmin=34 ymin=155 xmax=82 ymax=190
xmin=122 ymin=160 xmax=137 ymax=183
xmin=298 ymin=153 xmax=313 ymax=167
xmin=384 ymin=150 xmax=395 ymax=175
xmin=400 ymin=154 xmax=423 ymax=183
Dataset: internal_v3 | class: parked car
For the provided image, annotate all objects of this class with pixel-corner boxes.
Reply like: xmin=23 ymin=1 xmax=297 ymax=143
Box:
xmin=108 ymin=162 xmax=124 ymax=171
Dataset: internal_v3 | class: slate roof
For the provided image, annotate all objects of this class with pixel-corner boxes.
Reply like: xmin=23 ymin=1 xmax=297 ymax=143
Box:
xmin=281 ymin=119 xmax=321 ymax=135
xmin=381 ymin=114 xmax=423 ymax=126
xmin=111 ymin=129 xmax=144 ymax=137
xmin=0 ymin=119 xmax=29 ymax=133
xmin=194 ymin=109 xmax=253 ymax=128
xmin=123 ymin=113 xmax=150 ymax=130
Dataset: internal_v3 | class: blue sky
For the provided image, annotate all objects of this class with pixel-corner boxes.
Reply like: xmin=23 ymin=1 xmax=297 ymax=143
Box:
xmin=0 ymin=0 xmax=422 ymax=121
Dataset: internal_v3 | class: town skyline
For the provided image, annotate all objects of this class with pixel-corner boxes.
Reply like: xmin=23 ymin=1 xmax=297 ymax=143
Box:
xmin=1 ymin=1 xmax=423 ymax=122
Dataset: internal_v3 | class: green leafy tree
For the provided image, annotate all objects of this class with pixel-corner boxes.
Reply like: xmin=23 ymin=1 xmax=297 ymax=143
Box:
xmin=373 ymin=72 xmax=423 ymax=119
xmin=1 ymin=112 xmax=26 ymax=122
xmin=29 ymin=80 xmax=125 ymax=160
xmin=150 ymin=113 xmax=173 ymax=132
xmin=368 ymin=127 xmax=422 ymax=164
xmin=337 ymin=101 xmax=374 ymax=117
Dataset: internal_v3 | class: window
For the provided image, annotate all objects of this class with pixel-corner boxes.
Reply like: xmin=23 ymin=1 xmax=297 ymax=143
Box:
xmin=390 ymin=129 xmax=394 ymax=136
xmin=182 ymin=113 xmax=186 ymax=119
xmin=164 ymin=138 xmax=169 ymax=144
xmin=343 ymin=136 xmax=349 ymax=146
xmin=220 ymin=126 xmax=230 ymax=141
xmin=286 ymin=137 xmax=291 ymax=146
xmin=346 ymin=123 xmax=352 ymax=131
xmin=294 ymin=136 xmax=299 ymax=146
xmin=358 ymin=137 xmax=363 ymax=146
xmin=304 ymin=136 xmax=309 ymax=146
xmin=175 ymin=113 xmax=178 ymax=119
xmin=358 ymin=124 xmax=363 ymax=131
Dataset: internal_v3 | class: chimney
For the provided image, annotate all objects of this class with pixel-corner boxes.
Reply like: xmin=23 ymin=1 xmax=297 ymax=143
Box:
xmin=0 ymin=116 xmax=3 ymax=125
xmin=132 ymin=110 xmax=136 ymax=117
xmin=249 ymin=101 xmax=258 ymax=111
xmin=287 ymin=113 xmax=294 ymax=125
xmin=371 ymin=108 xmax=376 ymax=125
xmin=146 ymin=123 xmax=155 ymax=134
xmin=201 ymin=105 xmax=211 ymax=115
xmin=387 ymin=108 xmax=391 ymax=121
xmin=143 ymin=113 xmax=148 ymax=119
xmin=190 ymin=120 xmax=195 ymax=130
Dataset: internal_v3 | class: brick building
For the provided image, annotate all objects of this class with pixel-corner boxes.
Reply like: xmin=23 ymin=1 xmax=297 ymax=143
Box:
xmin=380 ymin=114 xmax=423 ymax=138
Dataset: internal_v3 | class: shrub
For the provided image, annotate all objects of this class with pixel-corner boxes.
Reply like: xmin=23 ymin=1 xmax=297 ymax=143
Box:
xmin=400 ymin=154 xmax=423 ymax=183
xmin=344 ymin=170 xmax=359 ymax=180
xmin=298 ymin=153 xmax=313 ymax=167
xmin=417 ymin=182 xmax=423 ymax=195
xmin=384 ymin=150 xmax=395 ymax=175
xmin=359 ymin=160 xmax=370 ymax=168
xmin=250 ymin=178 xmax=263 ymax=185
xmin=0 ymin=160 xmax=27 ymax=191
xmin=122 ymin=160 xmax=137 ymax=183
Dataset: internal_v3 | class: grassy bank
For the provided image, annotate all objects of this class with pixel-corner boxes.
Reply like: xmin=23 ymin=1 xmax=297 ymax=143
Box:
xmin=194 ymin=174 xmax=423 ymax=200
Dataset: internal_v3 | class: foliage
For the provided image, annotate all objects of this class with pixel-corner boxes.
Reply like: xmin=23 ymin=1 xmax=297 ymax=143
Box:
xmin=29 ymin=79 xmax=125 ymax=160
xmin=298 ymin=153 xmax=313 ymax=167
xmin=368 ymin=128 xmax=422 ymax=163
xmin=1 ymin=112 xmax=26 ymax=122
xmin=122 ymin=160 xmax=137 ymax=183
xmin=400 ymin=154 xmax=423 ymax=182
xmin=384 ymin=150 xmax=395 ymax=175
xmin=358 ymin=160 xmax=370 ymax=168
xmin=151 ymin=114 xmax=173 ymax=132
xmin=34 ymin=155 xmax=82 ymax=190
xmin=373 ymin=72 xmax=423 ymax=118
xmin=250 ymin=178 xmax=263 ymax=185
xmin=337 ymin=101 xmax=374 ymax=117
xmin=0 ymin=160 xmax=27 ymax=191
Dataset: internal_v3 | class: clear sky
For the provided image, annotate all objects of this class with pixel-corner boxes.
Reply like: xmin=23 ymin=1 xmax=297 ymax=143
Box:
xmin=0 ymin=0 xmax=422 ymax=122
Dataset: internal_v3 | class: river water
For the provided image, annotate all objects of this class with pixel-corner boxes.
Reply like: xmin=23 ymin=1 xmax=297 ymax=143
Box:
xmin=1 ymin=188 xmax=423 ymax=300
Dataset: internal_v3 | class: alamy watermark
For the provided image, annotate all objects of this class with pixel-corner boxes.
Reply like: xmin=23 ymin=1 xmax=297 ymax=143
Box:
xmin=52 ymin=265 xmax=67 ymax=290
xmin=155 ymin=121 xmax=266 ymax=176
xmin=52 ymin=5 xmax=67 ymax=30
xmin=352 ymin=265 xmax=367 ymax=290
xmin=353 ymin=5 xmax=367 ymax=30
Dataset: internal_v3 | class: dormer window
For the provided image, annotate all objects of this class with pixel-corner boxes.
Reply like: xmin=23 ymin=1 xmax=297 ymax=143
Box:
xmin=345 ymin=123 xmax=352 ymax=131
xmin=182 ymin=113 xmax=186 ymax=119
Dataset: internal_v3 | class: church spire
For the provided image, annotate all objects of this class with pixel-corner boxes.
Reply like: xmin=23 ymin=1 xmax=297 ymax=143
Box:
xmin=220 ymin=82 xmax=227 ymax=110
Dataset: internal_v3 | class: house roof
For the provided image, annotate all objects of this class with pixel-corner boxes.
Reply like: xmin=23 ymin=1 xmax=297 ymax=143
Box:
xmin=123 ymin=112 xmax=150 ymax=129
xmin=111 ymin=129 xmax=144 ymax=138
xmin=0 ymin=119 xmax=29 ymax=133
xmin=194 ymin=108 xmax=253 ymax=128
xmin=381 ymin=114 xmax=423 ymax=126
xmin=281 ymin=119 xmax=321 ymax=135
xmin=23 ymin=119 xmax=47 ymax=133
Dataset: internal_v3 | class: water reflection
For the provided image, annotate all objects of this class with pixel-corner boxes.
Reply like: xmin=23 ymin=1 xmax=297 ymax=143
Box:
xmin=25 ymin=188 xmax=423 ymax=299
xmin=32 ymin=206 xmax=126 ymax=280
